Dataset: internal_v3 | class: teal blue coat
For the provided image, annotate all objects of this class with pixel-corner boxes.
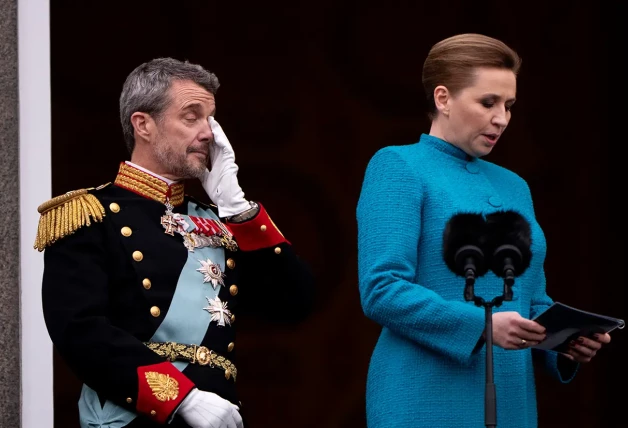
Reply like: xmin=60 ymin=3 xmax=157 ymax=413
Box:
xmin=357 ymin=134 xmax=577 ymax=427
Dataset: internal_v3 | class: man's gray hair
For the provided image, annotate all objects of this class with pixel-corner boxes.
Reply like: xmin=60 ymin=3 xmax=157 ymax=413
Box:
xmin=119 ymin=57 xmax=220 ymax=154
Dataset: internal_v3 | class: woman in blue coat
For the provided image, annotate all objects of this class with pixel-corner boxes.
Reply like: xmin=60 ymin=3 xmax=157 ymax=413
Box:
xmin=356 ymin=33 xmax=611 ymax=428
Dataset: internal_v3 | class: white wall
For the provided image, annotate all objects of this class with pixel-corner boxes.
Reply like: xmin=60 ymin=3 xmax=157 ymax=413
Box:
xmin=18 ymin=0 xmax=53 ymax=426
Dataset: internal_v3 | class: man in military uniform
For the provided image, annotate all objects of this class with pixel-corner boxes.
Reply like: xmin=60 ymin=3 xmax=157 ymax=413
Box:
xmin=35 ymin=58 xmax=315 ymax=428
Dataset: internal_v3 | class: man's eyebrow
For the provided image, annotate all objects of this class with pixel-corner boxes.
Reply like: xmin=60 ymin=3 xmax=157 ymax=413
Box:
xmin=181 ymin=103 xmax=203 ymax=111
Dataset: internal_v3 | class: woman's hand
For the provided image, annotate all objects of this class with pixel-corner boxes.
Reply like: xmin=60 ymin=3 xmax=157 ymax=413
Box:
xmin=491 ymin=311 xmax=546 ymax=350
xmin=562 ymin=333 xmax=611 ymax=363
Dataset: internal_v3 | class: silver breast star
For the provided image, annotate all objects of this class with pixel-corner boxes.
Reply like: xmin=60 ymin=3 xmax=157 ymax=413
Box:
xmin=196 ymin=259 xmax=225 ymax=289
xmin=203 ymin=296 xmax=232 ymax=327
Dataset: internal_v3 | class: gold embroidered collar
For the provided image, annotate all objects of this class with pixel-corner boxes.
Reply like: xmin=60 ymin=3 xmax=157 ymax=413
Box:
xmin=114 ymin=162 xmax=185 ymax=206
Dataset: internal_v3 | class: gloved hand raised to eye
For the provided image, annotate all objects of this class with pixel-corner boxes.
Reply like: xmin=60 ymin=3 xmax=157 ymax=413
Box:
xmin=201 ymin=116 xmax=252 ymax=218
xmin=175 ymin=388 xmax=243 ymax=428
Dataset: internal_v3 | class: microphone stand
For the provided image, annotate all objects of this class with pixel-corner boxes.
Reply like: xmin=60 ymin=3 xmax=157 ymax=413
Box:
xmin=447 ymin=211 xmax=529 ymax=427
xmin=464 ymin=269 xmax=513 ymax=428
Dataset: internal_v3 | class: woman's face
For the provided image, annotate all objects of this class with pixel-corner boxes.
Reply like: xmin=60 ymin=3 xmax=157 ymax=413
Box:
xmin=438 ymin=67 xmax=517 ymax=158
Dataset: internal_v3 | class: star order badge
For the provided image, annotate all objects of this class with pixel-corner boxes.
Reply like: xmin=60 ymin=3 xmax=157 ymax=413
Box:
xmin=203 ymin=296 xmax=232 ymax=327
xmin=196 ymin=259 xmax=225 ymax=289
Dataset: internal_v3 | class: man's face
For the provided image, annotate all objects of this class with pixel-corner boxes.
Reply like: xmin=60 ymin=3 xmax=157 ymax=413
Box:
xmin=152 ymin=79 xmax=216 ymax=179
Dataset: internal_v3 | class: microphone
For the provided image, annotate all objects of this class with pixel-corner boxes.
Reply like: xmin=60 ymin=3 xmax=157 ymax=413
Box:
xmin=442 ymin=213 xmax=490 ymax=301
xmin=485 ymin=210 xmax=533 ymax=301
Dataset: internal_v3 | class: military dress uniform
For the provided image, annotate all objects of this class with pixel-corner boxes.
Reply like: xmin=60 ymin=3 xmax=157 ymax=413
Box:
xmin=36 ymin=162 xmax=314 ymax=427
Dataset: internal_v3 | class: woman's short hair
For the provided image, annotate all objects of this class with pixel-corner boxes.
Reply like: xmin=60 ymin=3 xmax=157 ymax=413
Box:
xmin=422 ymin=33 xmax=521 ymax=120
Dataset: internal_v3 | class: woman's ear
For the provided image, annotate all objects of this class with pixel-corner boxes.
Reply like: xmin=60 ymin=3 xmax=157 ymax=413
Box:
xmin=433 ymin=85 xmax=450 ymax=117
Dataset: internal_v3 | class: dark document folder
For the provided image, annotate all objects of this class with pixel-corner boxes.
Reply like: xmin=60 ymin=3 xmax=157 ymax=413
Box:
xmin=531 ymin=302 xmax=625 ymax=352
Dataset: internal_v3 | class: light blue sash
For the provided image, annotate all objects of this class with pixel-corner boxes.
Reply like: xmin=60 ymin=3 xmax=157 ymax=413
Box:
xmin=79 ymin=201 xmax=224 ymax=427
xmin=79 ymin=385 xmax=137 ymax=428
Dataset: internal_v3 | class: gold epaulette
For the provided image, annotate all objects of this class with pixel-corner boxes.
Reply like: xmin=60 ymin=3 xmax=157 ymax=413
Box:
xmin=34 ymin=185 xmax=109 ymax=251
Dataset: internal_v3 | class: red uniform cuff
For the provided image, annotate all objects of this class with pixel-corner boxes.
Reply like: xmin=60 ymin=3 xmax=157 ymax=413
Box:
xmin=226 ymin=203 xmax=290 ymax=251
xmin=136 ymin=362 xmax=195 ymax=423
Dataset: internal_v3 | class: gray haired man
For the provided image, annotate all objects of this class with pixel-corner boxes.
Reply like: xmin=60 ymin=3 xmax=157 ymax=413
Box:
xmin=36 ymin=58 xmax=315 ymax=428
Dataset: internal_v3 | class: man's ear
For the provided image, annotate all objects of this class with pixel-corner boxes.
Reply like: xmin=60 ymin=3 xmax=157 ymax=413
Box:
xmin=433 ymin=85 xmax=451 ymax=117
xmin=130 ymin=112 xmax=155 ymax=142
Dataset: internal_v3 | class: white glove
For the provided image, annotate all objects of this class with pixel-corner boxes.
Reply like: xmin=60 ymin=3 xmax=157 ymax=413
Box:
xmin=175 ymin=388 xmax=243 ymax=428
xmin=202 ymin=116 xmax=251 ymax=218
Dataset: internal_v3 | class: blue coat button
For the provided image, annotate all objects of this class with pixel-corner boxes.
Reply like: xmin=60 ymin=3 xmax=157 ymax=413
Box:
xmin=488 ymin=196 xmax=502 ymax=207
xmin=466 ymin=162 xmax=480 ymax=174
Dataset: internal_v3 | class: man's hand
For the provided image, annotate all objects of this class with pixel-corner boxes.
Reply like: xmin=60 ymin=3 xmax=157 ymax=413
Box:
xmin=491 ymin=311 xmax=546 ymax=350
xmin=562 ymin=333 xmax=611 ymax=363
xmin=201 ymin=116 xmax=251 ymax=218
xmin=176 ymin=388 xmax=243 ymax=428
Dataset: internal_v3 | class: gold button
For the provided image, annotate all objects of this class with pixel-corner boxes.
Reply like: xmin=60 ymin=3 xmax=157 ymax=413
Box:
xmin=226 ymin=258 xmax=235 ymax=269
xmin=150 ymin=410 xmax=156 ymax=416
xmin=109 ymin=203 xmax=120 ymax=213
xmin=230 ymin=314 xmax=235 ymax=324
xmin=229 ymin=285 xmax=238 ymax=296
xmin=274 ymin=247 xmax=282 ymax=254
xmin=126 ymin=397 xmax=132 ymax=403
xmin=142 ymin=278 xmax=151 ymax=290
xmin=227 ymin=342 xmax=235 ymax=352
xmin=224 ymin=369 xmax=231 ymax=380
xmin=150 ymin=306 xmax=160 ymax=317
xmin=132 ymin=251 xmax=143 ymax=262
xmin=121 ymin=226 xmax=132 ymax=237
xmin=260 ymin=225 xmax=267 ymax=232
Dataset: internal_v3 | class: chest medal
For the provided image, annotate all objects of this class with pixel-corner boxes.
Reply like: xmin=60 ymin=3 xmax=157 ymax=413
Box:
xmin=161 ymin=200 xmax=238 ymax=252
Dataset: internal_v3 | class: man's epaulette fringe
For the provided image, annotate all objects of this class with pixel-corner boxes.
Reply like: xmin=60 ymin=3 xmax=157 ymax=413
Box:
xmin=34 ymin=187 xmax=107 ymax=251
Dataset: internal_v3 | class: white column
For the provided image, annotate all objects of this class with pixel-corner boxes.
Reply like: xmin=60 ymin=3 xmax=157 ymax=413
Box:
xmin=18 ymin=0 xmax=53 ymax=426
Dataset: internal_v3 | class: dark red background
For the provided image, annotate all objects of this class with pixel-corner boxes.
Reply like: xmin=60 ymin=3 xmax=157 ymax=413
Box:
xmin=49 ymin=1 xmax=624 ymax=427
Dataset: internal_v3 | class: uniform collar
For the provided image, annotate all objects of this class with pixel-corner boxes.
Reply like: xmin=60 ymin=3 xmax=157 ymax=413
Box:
xmin=114 ymin=162 xmax=185 ymax=206
xmin=125 ymin=161 xmax=177 ymax=185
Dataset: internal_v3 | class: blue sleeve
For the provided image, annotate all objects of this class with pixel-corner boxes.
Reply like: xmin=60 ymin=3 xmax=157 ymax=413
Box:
xmin=520 ymin=180 xmax=579 ymax=382
xmin=529 ymin=270 xmax=579 ymax=382
xmin=356 ymin=148 xmax=486 ymax=366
